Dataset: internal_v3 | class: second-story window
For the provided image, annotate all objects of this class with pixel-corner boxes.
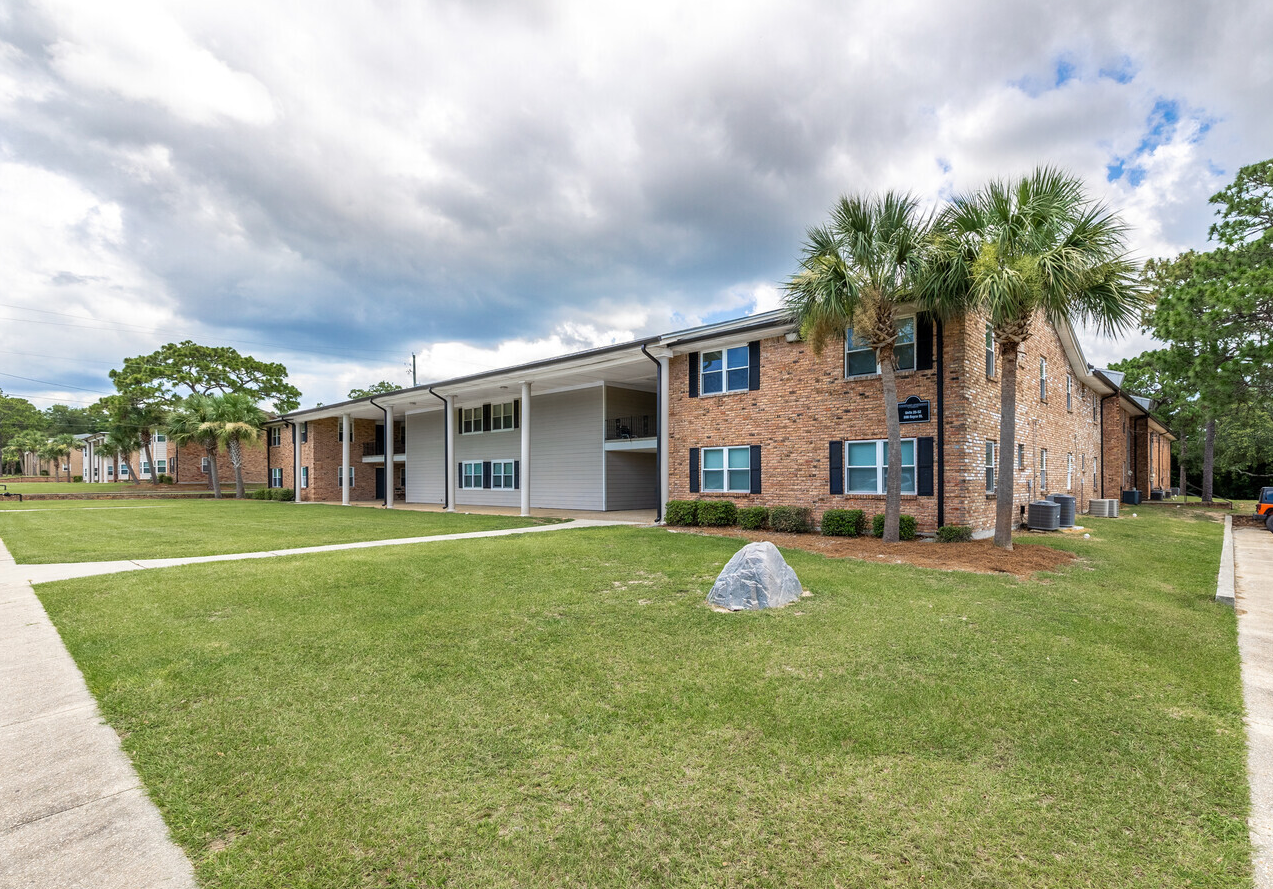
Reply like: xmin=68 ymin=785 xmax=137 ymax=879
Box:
xmin=1066 ymin=374 xmax=1073 ymax=411
xmin=1039 ymin=358 xmax=1048 ymax=402
xmin=701 ymin=346 xmax=750 ymax=394
xmin=490 ymin=402 xmax=518 ymax=430
xmin=461 ymin=407 xmax=483 ymax=434
xmin=269 ymin=427 xmax=281 ymax=447
xmin=985 ymin=323 xmax=995 ymax=378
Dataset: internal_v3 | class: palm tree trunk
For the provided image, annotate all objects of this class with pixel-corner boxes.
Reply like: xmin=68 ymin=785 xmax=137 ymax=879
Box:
xmin=228 ymin=437 xmax=246 ymax=499
xmin=1202 ymin=418 xmax=1216 ymax=504
xmin=995 ymin=343 xmax=1019 ymax=550
xmin=879 ymin=344 xmax=902 ymax=543
xmin=125 ymin=456 xmax=140 ymax=485
xmin=204 ymin=440 xmax=222 ymax=499
xmin=1178 ymin=428 xmax=1186 ymax=502
xmin=141 ymin=436 xmax=154 ymax=485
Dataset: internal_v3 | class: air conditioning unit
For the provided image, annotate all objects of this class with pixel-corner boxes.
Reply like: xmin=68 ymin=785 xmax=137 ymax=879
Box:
xmin=1089 ymin=499 xmax=1119 ymax=518
xmin=1027 ymin=500 xmax=1061 ymax=531
xmin=1048 ymin=494 xmax=1077 ymax=528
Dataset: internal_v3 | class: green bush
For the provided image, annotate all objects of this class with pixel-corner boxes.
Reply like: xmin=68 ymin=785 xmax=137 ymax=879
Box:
xmin=157 ymin=474 xmax=174 ymax=484
xmin=697 ymin=500 xmax=738 ymax=527
xmin=664 ymin=500 xmax=698 ymax=526
xmin=936 ymin=524 xmax=974 ymax=543
xmin=39 ymin=470 xmax=49 ymax=476
xmin=737 ymin=506 xmax=769 ymax=530
xmin=252 ymin=488 xmax=271 ymax=500
xmin=821 ymin=508 xmax=865 ymax=537
xmin=872 ymin=513 xmax=918 ymax=540
xmin=271 ymin=488 xmax=294 ymax=501
xmin=72 ymin=475 xmax=83 ymax=483
xmin=769 ymin=506 xmax=813 ymax=534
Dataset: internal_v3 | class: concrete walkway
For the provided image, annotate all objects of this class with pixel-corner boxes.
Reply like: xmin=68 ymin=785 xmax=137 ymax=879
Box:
xmin=0 ymin=516 xmax=640 ymax=887
xmin=1235 ymin=527 xmax=1273 ymax=888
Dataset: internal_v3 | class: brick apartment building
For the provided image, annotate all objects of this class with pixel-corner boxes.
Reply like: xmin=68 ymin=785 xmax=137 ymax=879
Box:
xmin=81 ymin=428 xmax=267 ymax=488
xmin=273 ymin=308 xmax=1174 ymax=533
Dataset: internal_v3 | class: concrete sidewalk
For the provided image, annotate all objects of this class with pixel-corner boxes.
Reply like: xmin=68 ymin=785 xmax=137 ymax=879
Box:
xmin=1235 ymin=527 xmax=1273 ymax=888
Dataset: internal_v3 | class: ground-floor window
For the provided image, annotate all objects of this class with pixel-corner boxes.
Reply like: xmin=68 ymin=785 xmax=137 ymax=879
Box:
xmin=301 ymin=466 xmax=309 ymax=488
xmin=702 ymin=446 xmax=751 ymax=493
xmin=107 ymin=464 xmax=114 ymax=476
xmin=119 ymin=465 xmax=129 ymax=478
xmin=270 ymin=468 xmax=282 ymax=488
xmin=156 ymin=459 xmax=166 ymax=474
xmin=491 ymin=460 xmax=515 ymax=489
xmin=846 ymin=439 xmax=915 ymax=495
xmin=1017 ymin=443 xmax=1025 ymax=470
xmin=1067 ymin=453 xmax=1074 ymax=490
xmin=338 ymin=466 xmax=355 ymax=487
xmin=985 ymin=441 xmax=996 ymax=494
xmin=461 ymin=461 xmax=483 ymax=489
xmin=1040 ymin=449 xmax=1048 ymax=492
xmin=201 ymin=457 xmax=210 ymax=474
xmin=141 ymin=461 xmax=151 ymax=476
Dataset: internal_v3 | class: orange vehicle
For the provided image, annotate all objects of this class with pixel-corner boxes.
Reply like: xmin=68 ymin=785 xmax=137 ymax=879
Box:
xmin=1259 ymin=487 xmax=1273 ymax=531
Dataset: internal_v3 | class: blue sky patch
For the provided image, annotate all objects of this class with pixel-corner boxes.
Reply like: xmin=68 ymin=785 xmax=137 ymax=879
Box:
xmin=1098 ymin=56 xmax=1138 ymax=84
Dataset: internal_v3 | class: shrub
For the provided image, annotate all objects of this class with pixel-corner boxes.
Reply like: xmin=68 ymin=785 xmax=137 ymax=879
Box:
xmin=72 ymin=475 xmax=83 ymax=483
xmin=252 ymin=488 xmax=271 ymax=500
xmin=697 ymin=500 xmax=738 ymax=527
xmin=769 ymin=506 xmax=813 ymax=533
xmin=157 ymin=474 xmax=174 ymax=484
xmin=821 ymin=508 xmax=865 ymax=537
xmin=39 ymin=470 xmax=49 ymax=476
xmin=872 ymin=513 xmax=918 ymax=540
xmin=272 ymin=488 xmax=294 ymax=501
xmin=936 ymin=524 xmax=974 ymax=543
xmin=737 ymin=506 xmax=769 ymax=530
xmin=664 ymin=500 xmax=698 ymax=526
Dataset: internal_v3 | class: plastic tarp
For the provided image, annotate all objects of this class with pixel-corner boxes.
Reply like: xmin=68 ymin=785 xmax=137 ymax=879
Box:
xmin=706 ymin=541 xmax=802 ymax=611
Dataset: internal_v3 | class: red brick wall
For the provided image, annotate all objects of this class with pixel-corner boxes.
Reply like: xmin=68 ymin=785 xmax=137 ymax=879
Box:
xmin=267 ymin=418 xmax=390 ymax=502
xmin=171 ymin=438 xmax=265 ymax=487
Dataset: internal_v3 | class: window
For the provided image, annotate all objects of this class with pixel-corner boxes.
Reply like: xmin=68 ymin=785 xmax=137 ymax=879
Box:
xmin=156 ymin=460 xmax=166 ymax=474
xmin=1066 ymin=374 xmax=1073 ymax=411
xmin=338 ymin=466 xmax=355 ymax=487
xmin=490 ymin=402 xmax=517 ymax=431
xmin=461 ymin=407 xmax=483 ymax=434
xmin=985 ymin=323 xmax=995 ymax=377
xmin=1067 ymin=453 xmax=1074 ymax=490
xmin=300 ymin=422 xmax=308 ymax=444
xmin=1018 ymin=443 xmax=1025 ymax=469
xmin=155 ymin=432 xmax=166 ymax=443
xmin=491 ymin=460 xmax=516 ymax=489
xmin=1039 ymin=358 xmax=1048 ymax=401
xmin=1093 ymin=393 xmax=1099 ymax=422
xmin=107 ymin=464 xmax=114 ymax=476
xmin=1040 ymin=449 xmax=1048 ymax=491
xmin=702 ymin=346 xmax=750 ymax=394
xmin=141 ymin=461 xmax=151 ymax=476
xmin=119 ymin=464 xmax=129 ymax=477
xmin=270 ymin=468 xmax=283 ymax=488
xmin=461 ymin=461 xmax=483 ymax=489
xmin=701 ymin=446 xmax=752 ymax=493
xmin=301 ymin=466 xmax=309 ymax=488
xmin=201 ymin=456 xmax=210 ymax=474
xmin=846 ymin=439 xmax=916 ymax=495
xmin=985 ymin=441 xmax=996 ymax=494
xmin=269 ymin=427 xmax=281 ymax=447
xmin=845 ymin=317 xmax=915 ymax=376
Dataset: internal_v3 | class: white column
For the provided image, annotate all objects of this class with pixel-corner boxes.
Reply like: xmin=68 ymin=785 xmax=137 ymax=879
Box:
xmin=341 ymin=413 xmax=351 ymax=506
xmin=658 ymin=353 xmax=671 ymax=520
xmin=520 ymin=382 xmax=531 ymax=516
xmin=445 ymin=395 xmax=456 ymax=512
xmin=382 ymin=404 xmax=394 ymax=509
xmin=293 ymin=423 xmax=302 ymax=503
xmin=84 ymin=442 xmax=91 ymax=482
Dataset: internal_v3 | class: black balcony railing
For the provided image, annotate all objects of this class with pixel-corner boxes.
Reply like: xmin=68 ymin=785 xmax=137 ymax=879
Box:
xmin=362 ymin=439 xmax=406 ymax=457
xmin=605 ymin=415 xmax=655 ymax=441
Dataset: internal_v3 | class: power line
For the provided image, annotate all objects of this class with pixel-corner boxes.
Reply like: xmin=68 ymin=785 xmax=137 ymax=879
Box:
xmin=0 ymin=371 xmax=113 ymax=395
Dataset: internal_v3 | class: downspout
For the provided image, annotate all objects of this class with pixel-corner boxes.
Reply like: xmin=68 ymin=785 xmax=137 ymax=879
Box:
xmin=1099 ymin=395 xmax=1109 ymax=499
xmin=935 ymin=317 xmax=945 ymax=529
xmin=640 ymin=344 xmax=663 ymax=523
xmin=428 ymin=387 xmax=449 ymax=509
xmin=369 ymin=396 xmax=390 ymax=508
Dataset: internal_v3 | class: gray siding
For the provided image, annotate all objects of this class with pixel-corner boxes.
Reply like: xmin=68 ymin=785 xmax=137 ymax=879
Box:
xmin=604 ymin=385 xmax=656 ymax=439
xmin=405 ymin=411 xmax=445 ymax=505
xmin=605 ymin=452 xmax=658 ymax=509
xmin=454 ymin=417 xmax=522 ymax=508
xmin=528 ymin=388 xmax=604 ymax=510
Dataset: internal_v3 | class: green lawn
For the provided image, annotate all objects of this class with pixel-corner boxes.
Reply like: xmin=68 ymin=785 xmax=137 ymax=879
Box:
xmin=0 ymin=500 xmax=548 ymax=563
xmin=33 ymin=507 xmax=1248 ymax=887
xmin=0 ymin=481 xmax=246 ymax=494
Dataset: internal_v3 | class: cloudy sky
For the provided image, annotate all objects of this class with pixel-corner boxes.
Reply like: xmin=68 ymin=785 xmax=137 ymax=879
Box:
xmin=1 ymin=0 xmax=1269 ymax=410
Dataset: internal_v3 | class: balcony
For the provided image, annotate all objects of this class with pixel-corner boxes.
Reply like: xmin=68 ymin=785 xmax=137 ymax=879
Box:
xmin=362 ymin=439 xmax=406 ymax=458
xmin=604 ymin=415 xmax=656 ymax=453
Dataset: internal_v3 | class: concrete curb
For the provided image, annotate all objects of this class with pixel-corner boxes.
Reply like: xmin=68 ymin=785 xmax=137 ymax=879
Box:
xmin=1218 ymin=515 xmax=1235 ymax=607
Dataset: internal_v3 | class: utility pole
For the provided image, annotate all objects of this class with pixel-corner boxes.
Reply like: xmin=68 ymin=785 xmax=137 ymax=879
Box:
xmin=412 ymin=353 xmax=417 ymax=386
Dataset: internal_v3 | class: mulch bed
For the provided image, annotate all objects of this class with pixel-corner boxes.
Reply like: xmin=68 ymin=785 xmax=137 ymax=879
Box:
xmin=679 ymin=527 xmax=1075 ymax=578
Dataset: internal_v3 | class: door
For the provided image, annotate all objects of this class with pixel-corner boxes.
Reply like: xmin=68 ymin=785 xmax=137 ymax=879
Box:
xmin=375 ymin=467 xmax=386 ymax=501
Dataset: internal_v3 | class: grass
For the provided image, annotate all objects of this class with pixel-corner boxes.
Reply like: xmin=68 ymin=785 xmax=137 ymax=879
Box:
xmin=0 ymin=481 xmax=247 ymax=494
xmin=32 ymin=506 xmax=1249 ymax=887
xmin=0 ymin=500 xmax=549 ymax=563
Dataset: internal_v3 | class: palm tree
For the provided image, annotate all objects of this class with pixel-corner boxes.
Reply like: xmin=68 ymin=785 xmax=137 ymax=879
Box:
xmin=100 ymin=427 xmax=140 ymax=485
xmin=1 ymin=444 xmax=20 ymax=475
xmin=166 ymin=394 xmax=224 ymax=498
xmin=210 ymin=393 xmax=267 ymax=499
xmin=12 ymin=430 xmax=45 ymax=475
xmin=921 ymin=167 xmax=1144 ymax=549
xmin=784 ymin=191 xmax=934 ymax=542
xmin=48 ymin=434 xmax=78 ymax=482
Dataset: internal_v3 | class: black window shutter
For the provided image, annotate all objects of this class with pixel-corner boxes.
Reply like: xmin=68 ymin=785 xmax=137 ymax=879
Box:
xmin=748 ymin=340 xmax=761 ymax=390
xmin=457 ymin=462 xmax=463 ymax=488
xmin=482 ymin=403 xmax=492 ymax=432
xmin=749 ymin=445 xmax=762 ymax=494
xmin=917 ymin=436 xmax=935 ymax=496
xmin=689 ymin=447 xmax=700 ymax=493
xmin=915 ymin=314 xmax=934 ymax=371
xmin=456 ymin=408 xmax=463 ymax=433
xmin=483 ymin=461 xmax=492 ymax=489
xmin=688 ymin=353 xmax=700 ymax=397
xmin=513 ymin=460 xmax=520 ymax=490
xmin=513 ymin=399 xmax=521 ymax=428
xmin=829 ymin=440 xmax=843 ymax=495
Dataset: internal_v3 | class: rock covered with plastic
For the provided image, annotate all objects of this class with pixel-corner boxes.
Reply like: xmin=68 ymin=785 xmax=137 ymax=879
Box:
xmin=706 ymin=541 xmax=802 ymax=611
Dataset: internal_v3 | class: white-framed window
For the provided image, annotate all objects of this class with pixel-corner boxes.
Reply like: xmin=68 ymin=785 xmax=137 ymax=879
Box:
xmin=156 ymin=460 xmax=166 ymax=474
xmin=301 ymin=466 xmax=309 ymax=488
xmin=300 ymin=422 xmax=308 ymax=444
xmin=985 ymin=323 xmax=995 ymax=378
xmin=107 ymin=464 xmax=114 ymax=476
xmin=270 ymin=468 xmax=283 ymax=488
xmin=1066 ymin=374 xmax=1073 ymax=411
xmin=985 ymin=441 xmax=996 ymax=494
xmin=461 ymin=461 xmax=483 ymax=489
xmin=119 ymin=464 xmax=129 ymax=477
xmin=338 ymin=466 xmax=355 ymax=487
xmin=1017 ymin=443 xmax=1025 ymax=470
xmin=1040 ymin=448 xmax=1048 ymax=491
xmin=845 ymin=317 xmax=915 ymax=377
xmin=461 ymin=407 xmax=483 ymax=434
xmin=1067 ymin=453 xmax=1074 ymax=490
xmin=201 ymin=456 xmax=210 ymax=474
xmin=846 ymin=439 xmax=916 ymax=495
xmin=269 ymin=427 xmax=281 ymax=447
xmin=155 ymin=432 xmax=166 ymax=443
xmin=491 ymin=460 xmax=516 ymax=489
xmin=1093 ymin=391 xmax=1099 ymax=422
xmin=141 ymin=461 xmax=151 ymax=476
xmin=490 ymin=402 xmax=517 ymax=431
xmin=701 ymin=446 xmax=751 ymax=493
xmin=702 ymin=346 xmax=750 ymax=394
xmin=1039 ymin=358 xmax=1048 ymax=401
